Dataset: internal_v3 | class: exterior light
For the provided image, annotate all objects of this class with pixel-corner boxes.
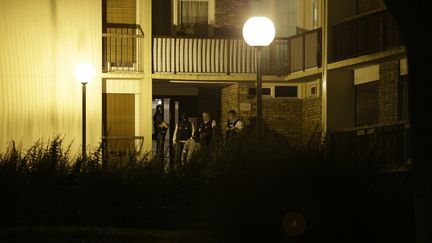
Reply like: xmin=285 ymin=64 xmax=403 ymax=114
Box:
xmin=74 ymin=63 xmax=95 ymax=84
xmin=74 ymin=63 xmax=95 ymax=161
xmin=242 ymin=16 xmax=276 ymax=138
xmin=242 ymin=17 xmax=276 ymax=47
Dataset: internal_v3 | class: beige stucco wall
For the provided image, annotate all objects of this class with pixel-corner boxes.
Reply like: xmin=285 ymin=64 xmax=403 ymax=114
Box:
xmin=138 ymin=0 xmax=153 ymax=154
xmin=0 ymin=0 xmax=102 ymax=154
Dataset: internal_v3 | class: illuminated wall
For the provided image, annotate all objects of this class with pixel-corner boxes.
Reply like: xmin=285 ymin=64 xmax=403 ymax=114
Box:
xmin=0 ymin=0 xmax=102 ymax=154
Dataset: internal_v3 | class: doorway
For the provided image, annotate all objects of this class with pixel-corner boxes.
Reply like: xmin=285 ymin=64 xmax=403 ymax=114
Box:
xmin=102 ymin=93 xmax=139 ymax=154
xmin=152 ymin=96 xmax=200 ymax=163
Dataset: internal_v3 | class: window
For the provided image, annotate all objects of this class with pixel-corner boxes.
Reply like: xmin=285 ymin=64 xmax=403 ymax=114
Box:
xmin=355 ymin=81 xmax=378 ymax=126
xmin=180 ymin=0 xmax=208 ymax=24
xmin=275 ymin=86 xmax=298 ymax=98
xmin=249 ymin=87 xmax=272 ymax=96
xmin=311 ymin=86 xmax=316 ymax=95
xmin=306 ymin=82 xmax=318 ymax=98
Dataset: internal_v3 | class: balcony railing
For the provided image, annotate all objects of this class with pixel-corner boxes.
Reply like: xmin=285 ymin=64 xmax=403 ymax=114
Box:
xmin=153 ymin=28 xmax=321 ymax=75
xmin=102 ymin=23 xmax=144 ymax=72
xmin=330 ymin=9 xmax=404 ymax=62
xmin=328 ymin=122 xmax=412 ymax=171
xmin=262 ymin=29 xmax=321 ymax=75
xmin=153 ymin=36 xmax=256 ymax=74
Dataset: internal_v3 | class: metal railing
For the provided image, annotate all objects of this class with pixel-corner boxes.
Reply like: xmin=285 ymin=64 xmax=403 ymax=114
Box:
xmin=152 ymin=36 xmax=256 ymax=74
xmin=330 ymin=9 xmax=404 ymax=62
xmin=328 ymin=122 xmax=412 ymax=170
xmin=102 ymin=23 xmax=144 ymax=72
xmin=153 ymin=28 xmax=322 ymax=75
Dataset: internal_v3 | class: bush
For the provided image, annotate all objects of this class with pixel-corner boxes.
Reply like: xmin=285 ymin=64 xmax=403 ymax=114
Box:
xmin=0 ymin=130 xmax=414 ymax=242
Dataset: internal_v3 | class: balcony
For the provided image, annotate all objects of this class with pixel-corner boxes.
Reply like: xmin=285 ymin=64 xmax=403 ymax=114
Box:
xmin=262 ymin=29 xmax=321 ymax=75
xmin=329 ymin=122 xmax=412 ymax=172
xmin=329 ymin=9 xmax=404 ymax=62
xmin=152 ymin=28 xmax=321 ymax=76
xmin=102 ymin=23 xmax=144 ymax=73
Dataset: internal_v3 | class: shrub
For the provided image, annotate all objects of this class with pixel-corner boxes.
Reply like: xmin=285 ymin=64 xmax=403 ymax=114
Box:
xmin=0 ymin=129 xmax=414 ymax=242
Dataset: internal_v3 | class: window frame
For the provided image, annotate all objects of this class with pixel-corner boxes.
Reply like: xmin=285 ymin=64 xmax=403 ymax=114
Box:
xmin=274 ymin=85 xmax=299 ymax=98
xmin=173 ymin=0 xmax=215 ymax=26
xmin=355 ymin=81 xmax=379 ymax=127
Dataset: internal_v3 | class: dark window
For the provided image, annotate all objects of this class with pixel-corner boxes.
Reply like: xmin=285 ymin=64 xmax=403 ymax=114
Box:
xmin=180 ymin=0 xmax=208 ymax=24
xmin=249 ymin=88 xmax=271 ymax=96
xmin=275 ymin=86 xmax=298 ymax=98
xmin=355 ymin=81 xmax=378 ymax=126
xmin=310 ymin=86 xmax=317 ymax=96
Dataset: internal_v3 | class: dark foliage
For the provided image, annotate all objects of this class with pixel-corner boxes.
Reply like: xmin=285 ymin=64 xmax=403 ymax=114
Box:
xmin=0 ymin=130 xmax=414 ymax=242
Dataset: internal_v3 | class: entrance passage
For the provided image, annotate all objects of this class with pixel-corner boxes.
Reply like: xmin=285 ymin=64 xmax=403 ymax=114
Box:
xmin=151 ymin=96 xmax=200 ymax=163
xmin=151 ymin=79 xmax=229 ymax=165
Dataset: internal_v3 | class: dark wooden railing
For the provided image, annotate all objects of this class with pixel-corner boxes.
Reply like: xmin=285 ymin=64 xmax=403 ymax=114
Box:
xmin=330 ymin=9 xmax=404 ymax=62
xmin=329 ymin=122 xmax=412 ymax=171
xmin=262 ymin=28 xmax=321 ymax=75
xmin=102 ymin=23 xmax=144 ymax=72
xmin=153 ymin=29 xmax=322 ymax=75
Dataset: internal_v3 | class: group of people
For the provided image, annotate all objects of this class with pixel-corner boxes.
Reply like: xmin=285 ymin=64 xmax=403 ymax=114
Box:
xmin=153 ymin=105 xmax=244 ymax=163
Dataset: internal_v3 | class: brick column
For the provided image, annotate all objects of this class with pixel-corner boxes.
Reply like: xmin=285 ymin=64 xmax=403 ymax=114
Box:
xmin=378 ymin=60 xmax=399 ymax=124
xmin=221 ymin=83 xmax=240 ymax=124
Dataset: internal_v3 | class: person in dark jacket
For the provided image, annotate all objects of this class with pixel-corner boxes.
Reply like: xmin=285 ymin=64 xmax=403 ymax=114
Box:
xmin=198 ymin=112 xmax=217 ymax=145
xmin=173 ymin=112 xmax=194 ymax=163
xmin=153 ymin=104 xmax=168 ymax=160
xmin=225 ymin=110 xmax=244 ymax=141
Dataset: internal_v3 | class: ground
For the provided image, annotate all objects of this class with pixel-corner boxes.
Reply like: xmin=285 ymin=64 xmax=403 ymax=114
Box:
xmin=0 ymin=227 xmax=212 ymax=243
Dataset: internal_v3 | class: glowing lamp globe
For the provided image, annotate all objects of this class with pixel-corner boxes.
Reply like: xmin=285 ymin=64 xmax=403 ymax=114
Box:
xmin=75 ymin=63 xmax=95 ymax=84
xmin=242 ymin=17 xmax=275 ymax=47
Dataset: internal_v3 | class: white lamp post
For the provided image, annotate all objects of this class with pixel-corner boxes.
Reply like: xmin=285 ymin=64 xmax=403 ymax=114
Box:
xmin=243 ymin=17 xmax=275 ymax=135
xmin=75 ymin=63 xmax=95 ymax=160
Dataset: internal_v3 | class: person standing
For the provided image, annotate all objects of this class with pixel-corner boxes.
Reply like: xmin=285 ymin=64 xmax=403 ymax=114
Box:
xmin=225 ymin=110 xmax=244 ymax=141
xmin=181 ymin=132 xmax=201 ymax=163
xmin=198 ymin=112 xmax=217 ymax=145
xmin=153 ymin=104 xmax=168 ymax=160
xmin=173 ymin=112 xmax=194 ymax=163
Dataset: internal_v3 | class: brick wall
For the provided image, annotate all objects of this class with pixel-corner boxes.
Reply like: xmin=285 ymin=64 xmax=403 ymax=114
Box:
xmin=221 ymin=83 xmax=240 ymax=124
xmin=215 ymin=0 xmax=250 ymax=29
xmin=263 ymin=99 xmax=303 ymax=142
xmin=302 ymin=97 xmax=322 ymax=145
xmin=221 ymin=83 xmax=320 ymax=145
xmin=378 ymin=60 xmax=399 ymax=124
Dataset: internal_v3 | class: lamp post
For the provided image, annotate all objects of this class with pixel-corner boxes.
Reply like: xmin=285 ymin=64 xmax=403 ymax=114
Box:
xmin=74 ymin=63 xmax=95 ymax=160
xmin=242 ymin=17 xmax=275 ymax=135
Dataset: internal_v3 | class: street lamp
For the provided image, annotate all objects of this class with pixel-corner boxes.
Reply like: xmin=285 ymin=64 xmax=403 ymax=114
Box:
xmin=242 ymin=16 xmax=275 ymax=135
xmin=75 ymin=63 xmax=95 ymax=160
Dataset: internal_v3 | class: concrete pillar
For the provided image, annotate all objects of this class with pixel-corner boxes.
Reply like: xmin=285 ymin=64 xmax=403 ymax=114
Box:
xmin=138 ymin=0 xmax=153 ymax=155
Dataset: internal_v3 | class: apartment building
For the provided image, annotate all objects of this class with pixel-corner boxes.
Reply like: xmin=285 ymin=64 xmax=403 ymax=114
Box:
xmin=0 ymin=0 xmax=410 ymax=165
